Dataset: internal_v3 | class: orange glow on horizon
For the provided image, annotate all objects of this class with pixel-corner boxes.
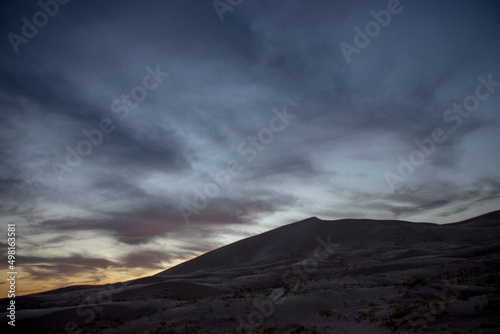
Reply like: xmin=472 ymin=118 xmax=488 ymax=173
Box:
xmin=0 ymin=267 xmax=168 ymax=298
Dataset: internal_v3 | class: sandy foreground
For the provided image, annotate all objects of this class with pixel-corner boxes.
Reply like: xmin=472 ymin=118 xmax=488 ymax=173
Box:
xmin=1 ymin=211 xmax=499 ymax=333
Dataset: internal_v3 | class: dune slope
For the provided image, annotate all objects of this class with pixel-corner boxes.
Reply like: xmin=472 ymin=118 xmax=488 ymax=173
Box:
xmin=1 ymin=211 xmax=499 ymax=333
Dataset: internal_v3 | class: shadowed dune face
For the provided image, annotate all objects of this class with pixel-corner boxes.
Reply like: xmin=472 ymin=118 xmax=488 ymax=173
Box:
xmin=158 ymin=211 xmax=500 ymax=276
xmin=1 ymin=211 xmax=499 ymax=333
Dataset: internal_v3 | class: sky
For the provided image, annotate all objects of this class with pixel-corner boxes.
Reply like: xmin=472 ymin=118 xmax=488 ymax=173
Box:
xmin=1 ymin=0 xmax=499 ymax=296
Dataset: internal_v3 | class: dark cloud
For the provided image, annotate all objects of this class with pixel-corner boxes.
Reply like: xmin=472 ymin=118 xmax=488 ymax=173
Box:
xmin=333 ymin=177 xmax=500 ymax=220
xmin=20 ymin=254 xmax=116 ymax=269
xmin=17 ymin=255 xmax=117 ymax=282
xmin=36 ymin=188 xmax=295 ymax=244
xmin=16 ymin=250 xmax=178 ymax=282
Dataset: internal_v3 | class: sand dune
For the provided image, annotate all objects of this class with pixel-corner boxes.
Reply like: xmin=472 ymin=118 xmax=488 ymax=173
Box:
xmin=1 ymin=211 xmax=499 ymax=333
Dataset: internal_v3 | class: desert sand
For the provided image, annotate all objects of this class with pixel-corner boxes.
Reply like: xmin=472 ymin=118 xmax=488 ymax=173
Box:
xmin=1 ymin=211 xmax=499 ymax=333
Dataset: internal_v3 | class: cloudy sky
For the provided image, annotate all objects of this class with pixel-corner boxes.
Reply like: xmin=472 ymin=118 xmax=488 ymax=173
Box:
xmin=1 ymin=0 xmax=499 ymax=296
